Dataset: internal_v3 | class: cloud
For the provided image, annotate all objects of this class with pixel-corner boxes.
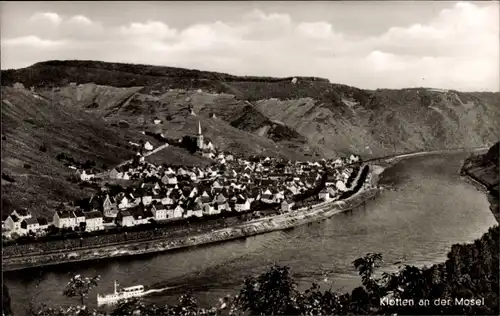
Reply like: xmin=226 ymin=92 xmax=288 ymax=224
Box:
xmin=120 ymin=21 xmax=178 ymax=41
xmin=2 ymin=2 xmax=499 ymax=91
xmin=29 ymin=12 xmax=62 ymax=25
xmin=296 ymin=22 xmax=334 ymax=39
xmin=68 ymin=15 xmax=93 ymax=26
xmin=1 ymin=35 xmax=64 ymax=48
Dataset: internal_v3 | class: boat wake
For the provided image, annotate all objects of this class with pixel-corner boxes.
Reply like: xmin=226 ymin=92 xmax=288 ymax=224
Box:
xmin=143 ymin=285 xmax=181 ymax=295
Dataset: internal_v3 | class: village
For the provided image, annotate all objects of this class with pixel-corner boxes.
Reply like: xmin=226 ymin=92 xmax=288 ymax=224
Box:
xmin=2 ymin=122 xmax=362 ymax=240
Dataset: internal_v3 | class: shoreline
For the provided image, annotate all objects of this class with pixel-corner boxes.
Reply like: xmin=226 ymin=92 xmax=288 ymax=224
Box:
xmin=2 ymin=164 xmax=382 ymax=272
xmin=2 ymin=188 xmax=380 ymax=272
xmin=459 ymin=155 xmax=499 ymax=223
xmin=5 ymin=147 xmax=487 ymax=272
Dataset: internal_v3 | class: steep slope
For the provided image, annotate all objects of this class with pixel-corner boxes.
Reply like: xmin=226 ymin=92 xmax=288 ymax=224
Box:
xmin=37 ymin=83 xmax=323 ymax=159
xmin=2 ymin=60 xmax=499 ymax=160
xmin=254 ymin=88 xmax=499 ymax=156
xmin=462 ymin=142 xmax=499 ymax=222
xmin=1 ymin=87 xmax=163 ymax=218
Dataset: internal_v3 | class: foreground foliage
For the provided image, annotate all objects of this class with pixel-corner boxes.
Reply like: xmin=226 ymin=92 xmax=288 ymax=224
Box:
xmin=27 ymin=225 xmax=499 ymax=315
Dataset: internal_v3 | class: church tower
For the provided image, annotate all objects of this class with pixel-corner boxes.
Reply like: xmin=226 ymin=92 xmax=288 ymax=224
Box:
xmin=196 ymin=121 xmax=204 ymax=150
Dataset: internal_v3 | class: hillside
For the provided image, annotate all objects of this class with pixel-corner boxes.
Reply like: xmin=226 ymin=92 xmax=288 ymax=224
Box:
xmin=2 ymin=60 xmax=499 ymax=217
xmin=462 ymin=142 xmax=499 ymax=222
xmin=36 ymin=83 xmax=320 ymax=159
xmin=3 ymin=60 xmax=498 ymax=159
xmin=2 ymin=87 xmax=174 ymax=218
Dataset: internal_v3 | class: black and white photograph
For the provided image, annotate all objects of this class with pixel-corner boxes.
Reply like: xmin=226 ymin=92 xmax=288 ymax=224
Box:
xmin=1 ymin=1 xmax=499 ymax=315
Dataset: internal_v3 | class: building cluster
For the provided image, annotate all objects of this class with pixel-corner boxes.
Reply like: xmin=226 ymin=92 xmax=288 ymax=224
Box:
xmin=3 ymin=209 xmax=49 ymax=237
xmin=1 ymin=121 xmax=362 ymax=239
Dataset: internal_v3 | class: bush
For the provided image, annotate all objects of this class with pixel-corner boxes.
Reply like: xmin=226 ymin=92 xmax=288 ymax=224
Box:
xmin=39 ymin=144 xmax=48 ymax=152
xmin=23 ymin=163 xmax=31 ymax=169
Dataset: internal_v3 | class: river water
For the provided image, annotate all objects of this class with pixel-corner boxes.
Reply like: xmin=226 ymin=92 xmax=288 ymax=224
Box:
xmin=4 ymin=152 xmax=497 ymax=315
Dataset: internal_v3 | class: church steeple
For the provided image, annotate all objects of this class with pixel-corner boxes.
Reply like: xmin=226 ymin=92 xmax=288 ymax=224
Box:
xmin=196 ymin=121 xmax=204 ymax=150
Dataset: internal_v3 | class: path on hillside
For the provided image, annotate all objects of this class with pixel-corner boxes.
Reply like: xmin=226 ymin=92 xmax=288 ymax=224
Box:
xmin=95 ymin=142 xmax=170 ymax=178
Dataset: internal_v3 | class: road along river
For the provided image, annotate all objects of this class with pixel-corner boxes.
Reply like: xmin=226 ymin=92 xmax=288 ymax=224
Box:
xmin=4 ymin=151 xmax=496 ymax=314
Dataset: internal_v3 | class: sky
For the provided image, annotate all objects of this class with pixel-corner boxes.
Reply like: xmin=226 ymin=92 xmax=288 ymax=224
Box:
xmin=1 ymin=1 xmax=498 ymax=91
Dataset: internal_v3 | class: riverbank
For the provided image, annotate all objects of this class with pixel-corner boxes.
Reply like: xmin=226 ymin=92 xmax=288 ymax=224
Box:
xmin=459 ymin=143 xmax=499 ymax=223
xmin=2 ymin=163 xmax=382 ymax=272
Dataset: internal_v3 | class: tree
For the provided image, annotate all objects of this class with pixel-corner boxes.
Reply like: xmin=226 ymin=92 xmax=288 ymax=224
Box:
xmin=63 ymin=274 xmax=100 ymax=306
xmin=352 ymin=253 xmax=383 ymax=293
xmin=31 ymin=225 xmax=500 ymax=316
xmin=233 ymin=265 xmax=299 ymax=315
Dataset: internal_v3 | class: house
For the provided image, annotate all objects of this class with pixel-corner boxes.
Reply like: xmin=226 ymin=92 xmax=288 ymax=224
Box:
xmin=325 ymin=174 xmax=337 ymax=187
xmin=235 ymin=196 xmax=251 ymax=212
xmin=12 ymin=209 xmax=32 ymax=220
xmin=144 ymin=141 xmax=154 ymax=151
xmin=281 ymin=200 xmax=295 ymax=212
xmin=342 ymin=169 xmax=351 ymax=180
xmin=202 ymin=148 xmax=215 ymax=159
xmin=153 ymin=182 xmax=161 ymax=191
xmin=5 ymin=215 xmax=21 ymax=232
xmin=141 ymin=194 xmax=153 ymax=206
xmin=212 ymin=181 xmax=223 ymax=190
xmin=162 ymin=175 xmax=178 ymax=185
xmin=118 ymin=196 xmax=130 ymax=209
xmin=85 ymin=211 xmax=104 ymax=232
xmin=116 ymin=210 xmax=135 ymax=227
xmin=205 ymin=141 xmax=215 ymax=152
xmin=349 ymin=154 xmax=360 ymax=163
xmin=109 ymin=169 xmax=120 ymax=179
xmin=165 ymin=167 xmax=176 ymax=175
xmin=131 ymin=207 xmax=153 ymax=225
xmin=186 ymin=204 xmax=203 ymax=218
xmin=161 ymin=196 xmax=174 ymax=206
xmin=214 ymin=193 xmax=227 ymax=204
xmin=319 ymin=188 xmax=330 ymax=201
xmin=80 ymin=170 xmax=95 ymax=181
xmin=20 ymin=218 xmax=40 ymax=234
xmin=153 ymin=119 xmax=162 ymax=125
xmin=152 ymin=203 xmax=168 ymax=221
xmin=53 ymin=211 xmax=76 ymax=228
xmin=261 ymin=189 xmax=274 ymax=204
xmin=74 ymin=210 xmax=86 ymax=227
xmin=37 ymin=217 xmax=49 ymax=232
xmin=336 ymin=180 xmax=347 ymax=192
xmin=172 ymin=205 xmax=184 ymax=219
xmin=273 ymin=191 xmax=285 ymax=202
xmin=102 ymin=194 xmax=114 ymax=210
xmin=201 ymin=203 xmax=215 ymax=215
xmin=103 ymin=203 xmax=119 ymax=218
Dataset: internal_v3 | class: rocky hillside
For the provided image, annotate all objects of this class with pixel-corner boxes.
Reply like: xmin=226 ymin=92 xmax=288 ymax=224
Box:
xmin=462 ymin=142 xmax=499 ymax=222
xmin=3 ymin=60 xmax=498 ymax=159
xmin=0 ymin=86 xmax=207 ymax=218
xmin=2 ymin=60 xmax=499 ymax=216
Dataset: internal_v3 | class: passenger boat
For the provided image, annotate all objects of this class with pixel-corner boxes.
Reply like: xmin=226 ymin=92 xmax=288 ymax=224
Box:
xmin=97 ymin=280 xmax=178 ymax=305
xmin=97 ymin=280 xmax=146 ymax=305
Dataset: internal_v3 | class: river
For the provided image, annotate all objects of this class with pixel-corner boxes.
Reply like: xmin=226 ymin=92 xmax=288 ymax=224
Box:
xmin=4 ymin=152 xmax=497 ymax=315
